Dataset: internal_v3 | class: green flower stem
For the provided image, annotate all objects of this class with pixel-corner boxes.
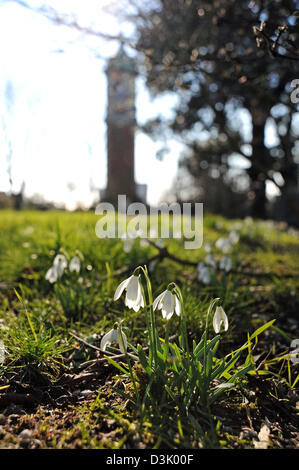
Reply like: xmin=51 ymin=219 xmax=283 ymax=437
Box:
xmin=164 ymin=319 xmax=170 ymax=362
xmin=205 ymin=297 xmax=220 ymax=332
xmin=139 ymin=280 xmax=154 ymax=364
xmin=202 ymin=298 xmax=220 ymax=404
xmin=173 ymin=284 xmax=189 ymax=355
xmin=139 ymin=266 xmax=158 ymax=367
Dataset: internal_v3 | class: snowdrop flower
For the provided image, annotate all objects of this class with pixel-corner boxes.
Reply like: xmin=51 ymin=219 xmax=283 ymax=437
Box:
xmin=45 ymin=266 xmax=58 ymax=283
xmin=219 ymin=255 xmax=232 ymax=272
xmin=53 ymin=254 xmax=68 ymax=277
xmin=205 ymin=253 xmax=217 ymax=269
xmin=121 ymin=233 xmax=134 ymax=253
xmin=215 ymin=237 xmax=233 ymax=253
xmin=233 ymin=222 xmax=243 ymax=231
xmin=156 ymin=238 xmax=164 ymax=248
xmin=45 ymin=254 xmax=68 ymax=283
xmin=153 ymin=289 xmax=181 ymax=320
xmin=204 ymin=242 xmax=212 ymax=253
xmin=228 ymin=231 xmax=239 ymax=245
xmin=123 ymin=238 xmax=134 ymax=253
xmin=148 ymin=260 xmax=157 ymax=273
xmin=0 ymin=340 xmax=5 ymax=365
xmin=197 ymin=262 xmax=211 ymax=285
xmin=22 ymin=226 xmax=34 ymax=236
xmin=140 ymin=238 xmax=149 ymax=248
xmin=213 ymin=306 xmax=229 ymax=334
xmin=114 ymin=274 xmax=145 ymax=312
xmin=100 ymin=326 xmax=127 ymax=354
xmin=69 ymin=256 xmax=81 ymax=273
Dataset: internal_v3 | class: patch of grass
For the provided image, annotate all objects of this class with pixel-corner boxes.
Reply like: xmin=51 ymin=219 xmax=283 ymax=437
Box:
xmin=0 ymin=209 xmax=298 ymax=449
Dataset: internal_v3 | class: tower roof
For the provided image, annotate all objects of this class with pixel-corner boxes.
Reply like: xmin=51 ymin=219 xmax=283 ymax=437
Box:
xmin=106 ymin=42 xmax=137 ymax=74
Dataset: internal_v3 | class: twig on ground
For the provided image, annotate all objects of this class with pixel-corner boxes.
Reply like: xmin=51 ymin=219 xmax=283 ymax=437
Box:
xmin=100 ymin=239 xmax=297 ymax=280
xmin=70 ymin=331 xmax=177 ymax=370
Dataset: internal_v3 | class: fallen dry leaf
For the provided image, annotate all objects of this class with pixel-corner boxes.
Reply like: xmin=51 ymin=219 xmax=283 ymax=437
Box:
xmin=253 ymin=424 xmax=271 ymax=449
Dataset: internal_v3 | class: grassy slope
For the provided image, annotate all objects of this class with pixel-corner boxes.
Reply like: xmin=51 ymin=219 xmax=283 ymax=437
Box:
xmin=0 ymin=209 xmax=298 ymax=449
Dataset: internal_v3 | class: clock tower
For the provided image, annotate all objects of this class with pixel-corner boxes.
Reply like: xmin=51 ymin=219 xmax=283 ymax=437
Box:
xmin=104 ymin=43 xmax=138 ymax=205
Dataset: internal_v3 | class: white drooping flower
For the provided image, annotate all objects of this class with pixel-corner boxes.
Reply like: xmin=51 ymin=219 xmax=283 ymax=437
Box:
xmin=140 ymin=238 xmax=149 ymax=248
xmin=233 ymin=222 xmax=243 ymax=231
xmin=0 ymin=340 xmax=5 ymax=365
xmin=120 ymin=233 xmax=134 ymax=253
xmin=156 ymin=238 xmax=164 ymax=248
xmin=244 ymin=216 xmax=253 ymax=225
xmin=205 ymin=253 xmax=217 ymax=269
xmin=45 ymin=253 xmax=68 ymax=283
xmin=123 ymin=238 xmax=134 ymax=253
xmin=53 ymin=254 xmax=68 ymax=277
xmin=204 ymin=242 xmax=212 ymax=253
xmin=114 ymin=275 xmax=145 ymax=312
xmin=215 ymin=237 xmax=233 ymax=253
xmin=228 ymin=230 xmax=239 ymax=245
xmin=45 ymin=266 xmax=58 ymax=283
xmin=219 ymin=255 xmax=232 ymax=272
xmin=148 ymin=260 xmax=157 ymax=273
xmin=213 ymin=306 xmax=229 ymax=334
xmin=197 ymin=262 xmax=211 ymax=285
xmin=100 ymin=327 xmax=127 ymax=354
xmin=69 ymin=256 xmax=81 ymax=273
xmin=153 ymin=289 xmax=182 ymax=320
xmin=22 ymin=226 xmax=34 ymax=236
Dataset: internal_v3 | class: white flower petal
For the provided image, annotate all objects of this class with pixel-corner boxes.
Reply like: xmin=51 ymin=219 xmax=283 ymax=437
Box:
xmin=123 ymin=276 xmax=144 ymax=311
xmin=213 ymin=313 xmax=220 ymax=333
xmin=228 ymin=231 xmax=239 ymax=245
xmin=135 ymin=281 xmax=145 ymax=310
xmin=126 ymin=276 xmax=139 ymax=303
xmin=215 ymin=237 xmax=233 ymax=253
xmin=100 ymin=330 xmax=112 ymax=351
xmin=45 ymin=266 xmax=58 ymax=283
xmin=154 ymin=290 xmax=181 ymax=320
xmin=153 ymin=291 xmax=165 ymax=311
xmin=205 ymin=254 xmax=216 ymax=269
xmin=197 ymin=264 xmax=211 ymax=284
xmin=53 ymin=254 xmax=67 ymax=267
xmin=113 ymin=275 xmax=133 ymax=301
xmin=69 ymin=256 xmax=81 ymax=273
xmin=100 ymin=328 xmax=127 ymax=353
xmin=219 ymin=256 xmax=232 ymax=272
xmin=204 ymin=242 xmax=212 ymax=253
xmin=213 ymin=306 xmax=228 ymax=334
xmin=197 ymin=262 xmax=205 ymax=273
xmin=139 ymin=289 xmax=145 ymax=308
xmin=53 ymin=254 xmax=68 ymax=277
xmin=165 ymin=310 xmax=174 ymax=320
xmin=161 ymin=291 xmax=174 ymax=318
xmin=174 ymin=295 xmax=182 ymax=316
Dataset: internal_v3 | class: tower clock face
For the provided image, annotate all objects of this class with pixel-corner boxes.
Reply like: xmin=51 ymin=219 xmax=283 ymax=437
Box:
xmin=108 ymin=71 xmax=135 ymax=123
xmin=109 ymin=71 xmax=129 ymax=94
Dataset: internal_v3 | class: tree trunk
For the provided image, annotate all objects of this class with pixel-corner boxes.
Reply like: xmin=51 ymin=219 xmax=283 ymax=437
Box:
xmin=248 ymin=107 xmax=269 ymax=219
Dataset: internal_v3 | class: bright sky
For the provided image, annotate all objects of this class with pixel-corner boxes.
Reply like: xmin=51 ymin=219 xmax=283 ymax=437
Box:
xmin=0 ymin=0 xmax=183 ymax=209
